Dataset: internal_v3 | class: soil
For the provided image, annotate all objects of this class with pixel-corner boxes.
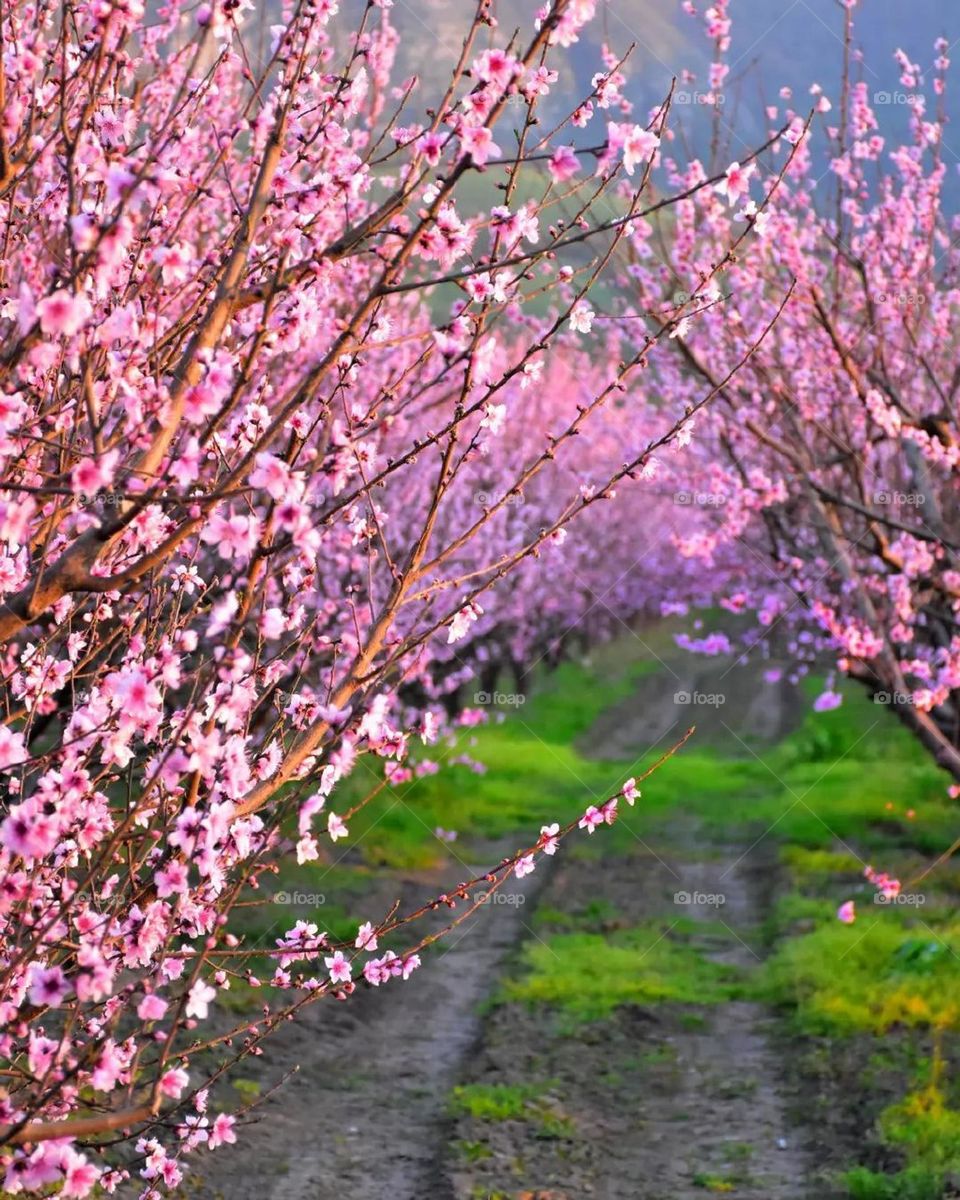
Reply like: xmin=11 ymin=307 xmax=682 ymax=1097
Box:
xmin=584 ymin=653 xmax=806 ymax=760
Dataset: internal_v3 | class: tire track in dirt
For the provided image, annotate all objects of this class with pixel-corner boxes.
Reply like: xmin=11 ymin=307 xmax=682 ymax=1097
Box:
xmin=438 ymin=643 xmax=822 ymax=1198
xmin=200 ymin=647 xmax=815 ymax=1199
xmin=439 ymin=843 xmax=819 ymax=1199
xmin=623 ymin=853 xmax=813 ymax=1199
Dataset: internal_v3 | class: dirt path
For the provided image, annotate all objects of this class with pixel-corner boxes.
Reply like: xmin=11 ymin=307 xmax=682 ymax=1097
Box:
xmin=584 ymin=653 xmax=804 ymax=759
xmin=198 ymin=647 xmax=821 ymax=1200
xmin=618 ymin=854 xmax=812 ymax=1199
xmin=439 ymin=843 xmax=819 ymax=1200
xmin=197 ymin=841 xmax=821 ymax=1200
xmin=436 ymin=646 xmax=820 ymax=1198
xmin=194 ymin=859 xmax=544 ymax=1200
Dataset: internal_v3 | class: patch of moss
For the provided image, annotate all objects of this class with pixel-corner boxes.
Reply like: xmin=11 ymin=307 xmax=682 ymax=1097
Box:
xmin=500 ymin=921 xmax=742 ymax=1024
xmin=758 ymin=917 xmax=960 ymax=1036
xmin=450 ymin=1083 xmax=574 ymax=1137
xmin=880 ymin=1084 xmax=960 ymax=1173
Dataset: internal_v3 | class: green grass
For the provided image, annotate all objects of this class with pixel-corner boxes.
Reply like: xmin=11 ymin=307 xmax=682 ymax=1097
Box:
xmin=835 ymin=1079 xmax=960 ymax=1197
xmin=500 ymin=919 xmax=742 ymax=1024
xmin=840 ymin=1165 xmax=945 ymax=1200
xmin=692 ymin=1172 xmax=738 ymax=1192
xmin=450 ymin=1082 xmax=574 ymax=1137
xmin=337 ymin=650 xmax=657 ymax=870
xmin=704 ymin=678 xmax=960 ymax=1196
xmin=880 ymin=1084 xmax=960 ymax=1172
xmin=758 ymin=918 xmax=960 ymax=1035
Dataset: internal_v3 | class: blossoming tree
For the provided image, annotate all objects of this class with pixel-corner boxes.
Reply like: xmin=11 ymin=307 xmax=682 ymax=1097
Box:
xmin=624 ymin=9 xmax=960 ymax=783
xmin=0 ymin=0 xmax=802 ymax=1192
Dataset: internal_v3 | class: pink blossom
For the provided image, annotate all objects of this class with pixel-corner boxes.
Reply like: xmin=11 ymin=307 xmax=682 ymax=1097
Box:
xmin=837 ymin=900 xmax=856 ymax=925
xmin=137 ymin=994 xmax=168 ymax=1021
xmin=91 ymin=1041 xmax=126 ymax=1092
xmin=621 ymin=125 xmax=660 ymax=174
xmin=417 ymin=131 xmax=445 ymax=165
xmin=1 ymin=806 xmax=57 ymax=859
xmin=296 ymin=834 xmax=319 ymax=863
xmin=325 ymin=950 xmax=352 ymax=984
xmin=355 ymin=921 xmax=378 ymax=952
xmin=71 ymin=450 xmax=119 ymax=498
xmin=538 ymin=823 xmax=560 ymax=854
xmin=363 ymin=956 xmax=390 ymax=986
xmin=0 ymin=724 xmax=27 ymax=769
xmin=472 ymin=47 xmax=520 ymax=90
xmin=715 ymin=160 xmax=755 ymax=205
xmin=327 ymin=812 xmax=348 ymax=841
xmin=569 ymin=301 xmax=595 ymax=334
xmin=249 ymin=452 xmax=292 ymax=501
xmin=159 ymin=1067 xmax=189 ymax=1099
xmin=736 ymin=199 xmax=771 ymax=235
xmin=460 ymin=124 xmax=500 ymax=167
xmin=60 ymin=1151 xmax=100 ymax=1199
xmin=600 ymin=798 xmax=618 ymax=825
xmin=621 ymin=778 xmax=639 ymax=805
xmin=578 ymin=805 xmax=604 ymax=834
xmin=155 ymin=861 xmax=189 ymax=899
xmin=515 ymin=854 xmax=536 ymax=878
xmin=208 ymin=1113 xmax=237 ymax=1150
xmin=448 ymin=601 xmax=483 ymax=644
xmin=27 ymin=963 xmax=70 ymax=1007
xmin=36 ymin=288 xmax=92 ymax=337
xmin=548 ymin=145 xmax=581 ymax=182
xmin=185 ymin=980 xmax=217 ymax=1019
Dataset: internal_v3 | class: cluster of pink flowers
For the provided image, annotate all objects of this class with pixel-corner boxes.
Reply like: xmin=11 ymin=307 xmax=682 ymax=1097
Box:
xmin=838 ymin=866 xmax=903 ymax=925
